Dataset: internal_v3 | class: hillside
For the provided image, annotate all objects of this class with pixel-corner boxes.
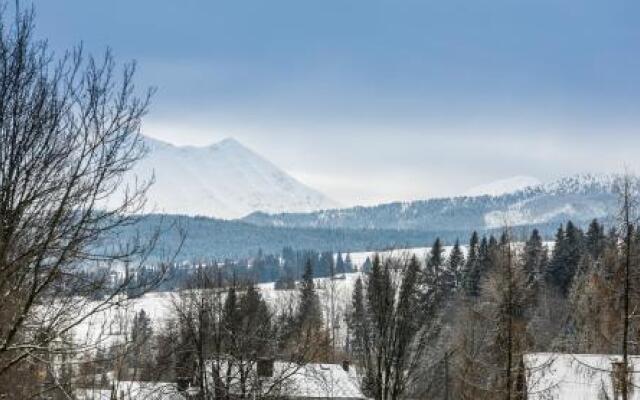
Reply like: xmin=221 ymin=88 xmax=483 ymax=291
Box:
xmin=242 ymin=174 xmax=620 ymax=231
xmin=116 ymin=136 xmax=339 ymax=219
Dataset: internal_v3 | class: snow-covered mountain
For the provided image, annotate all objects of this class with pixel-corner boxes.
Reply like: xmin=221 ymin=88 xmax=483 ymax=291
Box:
xmin=464 ymin=176 xmax=542 ymax=197
xmin=243 ymin=173 xmax=623 ymax=231
xmin=122 ymin=136 xmax=339 ymax=219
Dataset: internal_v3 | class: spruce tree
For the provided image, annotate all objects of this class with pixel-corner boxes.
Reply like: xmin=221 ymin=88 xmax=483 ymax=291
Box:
xmin=345 ymin=253 xmax=354 ymax=273
xmin=425 ymin=238 xmax=455 ymax=296
xmin=349 ymin=277 xmax=371 ymax=393
xmin=336 ymin=252 xmax=346 ymax=274
xmin=586 ymin=219 xmax=606 ymax=259
xmin=478 ymin=236 xmax=492 ymax=275
xmin=463 ymin=231 xmax=481 ymax=297
xmin=362 ymin=256 xmax=373 ymax=273
xmin=238 ymin=283 xmax=272 ymax=356
xmin=222 ymin=283 xmax=239 ymax=346
xmin=297 ymin=260 xmax=323 ymax=329
xmin=522 ymin=229 xmax=548 ymax=284
xmin=448 ymin=239 xmax=465 ymax=289
xmin=546 ymin=223 xmax=584 ymax=296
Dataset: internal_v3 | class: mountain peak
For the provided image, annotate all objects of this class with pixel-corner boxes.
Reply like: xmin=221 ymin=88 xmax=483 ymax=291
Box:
xmin=124 ymin=135 xmax=338 ymax=219
xmin=211 ymin=137 xmax=244 ymax=149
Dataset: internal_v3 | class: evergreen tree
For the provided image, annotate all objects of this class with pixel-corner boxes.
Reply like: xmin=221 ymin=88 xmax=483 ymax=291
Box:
xmin=318 ymin=251 xmax=334 ymax=278
xmin=546 ymin=222 xmax=584 ymax=296
xmin=237 ymin=283 xmax=272 ymax=357
xmin=546 ymin=225 xmax=566 ymax=292
xmin=222 ymin=282 xmax=240 ymax=347
xmin=424 ymin=238 xmax=454 ymax=297
xmin=522 ymin=229 xmax=548 ymax=284
xmin=463 ymin=231 xmax=481 ymax=297
xmin=130 ymin=309 xmax=154 ymax=380
xmin=478 ymin=236 xmax=492 ymax=276
xmin=427 ymin=238 xmax=445 ymax=270
xmin=297 ymin=260 xmax=323 ymax=329
xmin=345 ymin=253 xmax=354 ymax=273
xmin=349 ymin=277 xmax=371 ymax=393
xmin=586 ymin=219 xmax=606 ymax=260
xmin=336 ymin=252 xmax=346 ymax=274
xmin=447 ymin=239 xmax=465 ymax=289
xmin=362 ymin=256 xmax=373 ymax=273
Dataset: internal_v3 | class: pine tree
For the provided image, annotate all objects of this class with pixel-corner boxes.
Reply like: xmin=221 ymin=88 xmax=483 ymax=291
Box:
xmin=586 ymin=219 xmax=606 ymax=260
xmin=478 ymin=236 xmax=495 ymax=278
xmin=547 ymin=221 xmax=584 ymax=295
xmin=222 ymin=283 xmax=240 ymax=347
xmin=522 ymin=229 xmax=548 ymax=284
xmin=424 ymin=238 xmax=454 ymax=299
xmin=546 ymin=225 xmax=568 ymax=294
xmin=318 ymin=251 xmax=335 ymax=278
xmin=336 ymin=252 xmax=346 ymax=274
xmin=130 ymin=309 xmax=154 ymax=381
xmin=349 ymin=277 xmax=372 ymax=394
xmin=237 ymin=283 xmax=272 ymax=357
xmin=345 ymin=253 xmax=354 ymax=273
xmin=463 ymin=231 xmax=481 ymax=297
xmin=448 ymin=239 xmax=465 ymax=289
xmin=362 ymin=256 xmax=373 ymax=273
xmin=297 ymin=260 xmax=323 ymax=330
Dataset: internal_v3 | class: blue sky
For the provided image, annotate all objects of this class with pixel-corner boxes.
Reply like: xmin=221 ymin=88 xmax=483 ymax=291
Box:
xmin=29 ymin=0 xmax=640 ymax=205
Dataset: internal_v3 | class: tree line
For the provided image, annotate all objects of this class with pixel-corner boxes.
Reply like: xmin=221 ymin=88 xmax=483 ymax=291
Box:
xmin=346 ymin=186 xmax=640 ymax=399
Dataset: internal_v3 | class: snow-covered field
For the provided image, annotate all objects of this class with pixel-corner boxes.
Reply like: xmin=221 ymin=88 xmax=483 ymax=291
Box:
xmin=73 ymin=246 xmax=432 ymax=349
xmin=74 ymin=242 xmax=552 ymax=350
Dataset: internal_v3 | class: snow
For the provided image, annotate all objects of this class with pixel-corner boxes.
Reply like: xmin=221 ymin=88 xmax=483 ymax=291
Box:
xmin=213 ymin=361 xmax=364 ymax=399
xmin=464 ymin=176 xmax=542 ymax=197
xmin=73 ymin=243 xmax=552 ymax=355
xmin=113 ymin=136 xmax=339 ymax=219
xmin=76 ymin=381 xmax=183 ymax=400
xmin=524 ymin=352 xmax=640 ymax=400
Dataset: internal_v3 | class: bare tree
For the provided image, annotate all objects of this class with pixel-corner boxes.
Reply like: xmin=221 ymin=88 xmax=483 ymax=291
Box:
xmin=348 ymin=254 xmax=428 ymax=400
xmin=618 ymin=173 xmax=637 ymax=400
xmin=0 ymin=5 xmax=169 ymax=397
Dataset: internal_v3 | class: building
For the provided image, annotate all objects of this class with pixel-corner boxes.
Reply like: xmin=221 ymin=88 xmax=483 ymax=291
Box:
xmin=75 ymin=381 xmax=188 ymax=400
xmin=211 ymin=359 xmax=367 ymax=399
xmin=523 ymin=352 xmax=640 ymax=399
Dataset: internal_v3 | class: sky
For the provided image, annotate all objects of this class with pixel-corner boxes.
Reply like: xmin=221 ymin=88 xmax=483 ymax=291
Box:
xmin=26 ymin=0 xmax=640 ymax=206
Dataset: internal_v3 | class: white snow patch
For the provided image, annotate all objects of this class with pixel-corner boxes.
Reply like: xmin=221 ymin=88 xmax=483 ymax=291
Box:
xmin=465 ymin=176 xmax=542 ymax=197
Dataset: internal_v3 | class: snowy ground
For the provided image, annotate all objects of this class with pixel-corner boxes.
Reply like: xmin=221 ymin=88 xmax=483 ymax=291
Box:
xmin=73 ymin=242 xmax=552 ymax=351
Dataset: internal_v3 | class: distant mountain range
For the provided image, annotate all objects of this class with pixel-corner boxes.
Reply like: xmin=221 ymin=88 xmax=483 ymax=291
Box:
xmin=121 ymin=136 xmax=339 ymax=219
xmin=111 ymin=136 xmax=628 ymax=260
xmin=242 ymin=174 xmax=621 ymax=232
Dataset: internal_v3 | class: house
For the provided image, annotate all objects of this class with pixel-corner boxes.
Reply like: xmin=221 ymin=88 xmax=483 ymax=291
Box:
xmin=75 ymin=381 xmax=188 ymax=400
xmin=76 ymin=361 xmax=366 ymax=399
xmin=523 ymin=352 xmax=640 ymax=399
xmin=210 ymin=359 xmax=367 ymax=399
xmin=273 ymin=361 xmax=365 ymax=399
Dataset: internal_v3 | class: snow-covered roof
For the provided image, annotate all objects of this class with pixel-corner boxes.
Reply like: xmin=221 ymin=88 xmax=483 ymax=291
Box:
xmin=75 ymin=381 xmax=185 ymax=400
xmin=277 ymin=362 xmax=364 ymax=399
xmin=212 ymin=360 xmax=365 ymax=399
xmin=524 ymin=352 xmax=640 ymax=400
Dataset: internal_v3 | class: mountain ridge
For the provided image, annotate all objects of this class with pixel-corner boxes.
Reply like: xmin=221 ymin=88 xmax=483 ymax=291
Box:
xmin=118 ymin=135 xmax=340 ymax=219
xmin=242 ymin=173 xmax=623 ymax=231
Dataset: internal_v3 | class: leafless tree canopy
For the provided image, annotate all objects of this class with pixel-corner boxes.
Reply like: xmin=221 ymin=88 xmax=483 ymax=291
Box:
xmin=0 ymin=6 xmax=156 ymax=396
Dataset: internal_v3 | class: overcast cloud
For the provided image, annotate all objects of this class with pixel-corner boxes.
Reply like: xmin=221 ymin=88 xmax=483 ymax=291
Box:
xmin=28 ymin=0 xmax=640 ymax=205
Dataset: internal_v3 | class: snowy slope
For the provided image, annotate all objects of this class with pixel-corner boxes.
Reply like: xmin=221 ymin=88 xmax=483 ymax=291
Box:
xmin=122 ymin=136 xmax=339 ymax=219
xmin=464 ymin=176 xmax=542 ymax=197
xmin=243 ymin=173 xmax=621 ymax=231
